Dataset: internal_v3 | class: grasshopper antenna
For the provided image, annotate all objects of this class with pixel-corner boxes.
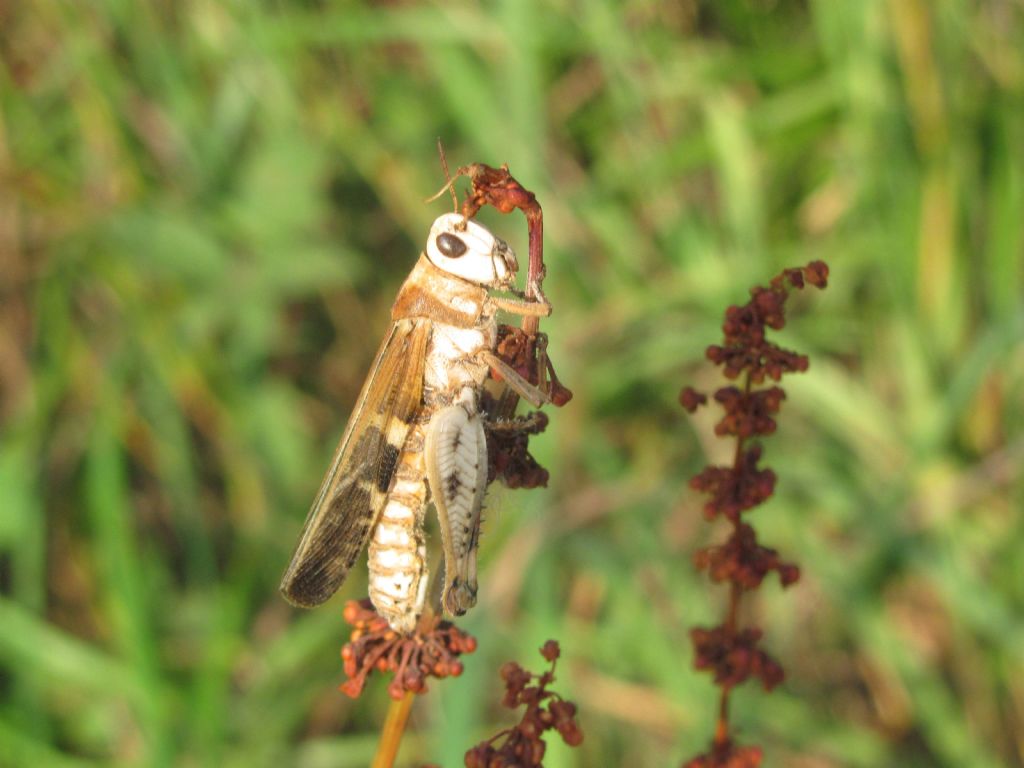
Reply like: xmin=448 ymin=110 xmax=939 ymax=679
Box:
xmin=437 ymin=138 xmax=459 ymax=213
xmin=425 ymin=139 xmax=466 ymax=228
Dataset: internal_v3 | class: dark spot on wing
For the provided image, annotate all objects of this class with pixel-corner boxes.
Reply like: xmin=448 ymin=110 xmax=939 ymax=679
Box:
xmin=377 ymin=442 xmax=401 ymax=493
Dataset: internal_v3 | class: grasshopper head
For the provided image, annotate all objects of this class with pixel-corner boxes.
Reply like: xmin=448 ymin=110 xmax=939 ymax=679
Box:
xmin=425 ymin=213 xmax=518 ymax=288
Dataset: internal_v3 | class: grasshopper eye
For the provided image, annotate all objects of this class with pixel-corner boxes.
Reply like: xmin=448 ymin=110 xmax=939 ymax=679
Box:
xmin=436 ymin=232 xmax=467 ymax=259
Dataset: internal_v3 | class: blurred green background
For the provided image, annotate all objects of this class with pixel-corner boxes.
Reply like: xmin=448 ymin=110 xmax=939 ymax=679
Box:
xmin=2 ymin=1 xmax=1023 ymax=766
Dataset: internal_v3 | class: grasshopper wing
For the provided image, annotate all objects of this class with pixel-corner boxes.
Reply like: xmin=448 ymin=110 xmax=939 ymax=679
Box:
xmin=280 ymin=318 xmax=429 ymax=607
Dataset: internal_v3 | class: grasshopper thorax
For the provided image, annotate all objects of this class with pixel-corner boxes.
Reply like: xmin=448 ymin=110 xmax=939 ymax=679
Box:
xmin=425 ymin=213 xmax=518 ymax=289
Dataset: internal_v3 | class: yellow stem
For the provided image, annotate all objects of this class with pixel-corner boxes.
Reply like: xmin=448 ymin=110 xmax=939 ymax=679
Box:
xmin=371 ymin=690 xmax=416 ymax=768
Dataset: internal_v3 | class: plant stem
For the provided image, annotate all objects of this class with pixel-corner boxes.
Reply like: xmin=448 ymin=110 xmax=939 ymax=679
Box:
xmin=371 ymin=690 xmax=416 ymax=768
xmin=714 ymin=686 xmax=731 ymax=748
xmin=713 ymin=371 xmax=753 ymax=750
xmin=714 ymin=581 xmax=743 ymax=750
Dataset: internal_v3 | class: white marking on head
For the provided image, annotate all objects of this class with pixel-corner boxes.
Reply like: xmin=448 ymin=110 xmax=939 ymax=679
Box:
xmin=425 ymin=213 xmax=518 ymax=287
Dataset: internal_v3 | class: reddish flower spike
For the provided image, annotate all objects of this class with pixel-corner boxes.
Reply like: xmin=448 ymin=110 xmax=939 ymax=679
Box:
xmin=680 ymin=262 xmax=827 ymax=767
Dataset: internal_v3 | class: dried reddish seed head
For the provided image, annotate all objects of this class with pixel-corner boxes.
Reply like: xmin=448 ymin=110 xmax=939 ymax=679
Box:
xmin=689 ymin=446 xmax=776 ymax=522
xmin=693 ymin=522 xmax=800 ymax=590
xmin=679 ymin=386 xmax=708 ymax=412
xmin=464 ymin=641 xmax=582 ymax=767
xmin=540 ymin=640 xmax=561 ymax=662
xmin=690 ymin=625 xmax=784 ymax=691
xmin=681 ymin=261 xmax=827 ymax=767
xmin=712 ymin=386 xmax=786 ymax=438
xmin=338 ymin=599 xmax=477 ymax=700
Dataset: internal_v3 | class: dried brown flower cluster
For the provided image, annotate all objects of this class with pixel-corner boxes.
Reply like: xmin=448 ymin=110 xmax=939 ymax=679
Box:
xmin=457 ymin=165 xmax=571 ymax=493
xmin=494 ymin=325 xmax=574 ymax=408
xmin=680 ymin=261 xmax=828 ymax=767
xmin=690 ymin=626 xmax=784 ymax=690
xmin=693 ymin=521 xmax=800 ymax=591
xmin=699 ymin=263 xmax=827 ymax=384
xmin=484 ymin=402 xmax=551 ymax=489
xmin=339 ymin=599 xmax=477 ymax=700
xmin=483 ymin=327 xmax=572 ymax=490
xmin=464 ymin=641 xmax=583 ymax=767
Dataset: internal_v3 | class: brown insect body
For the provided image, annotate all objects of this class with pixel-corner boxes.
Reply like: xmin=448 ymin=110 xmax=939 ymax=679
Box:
xmin=280 ymin=214 xmax=551 ymax=633
xmin=368 ymin=255 xmax=496 ymax=631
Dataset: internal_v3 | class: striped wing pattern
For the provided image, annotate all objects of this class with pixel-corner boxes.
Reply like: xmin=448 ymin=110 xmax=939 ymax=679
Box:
xmin=280 ymin=318 xmax=429 ymax=607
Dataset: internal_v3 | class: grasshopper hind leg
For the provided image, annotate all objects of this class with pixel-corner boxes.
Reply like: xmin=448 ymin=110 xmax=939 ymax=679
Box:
xmin=424 ymin=402 xmax=488 ymax=617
